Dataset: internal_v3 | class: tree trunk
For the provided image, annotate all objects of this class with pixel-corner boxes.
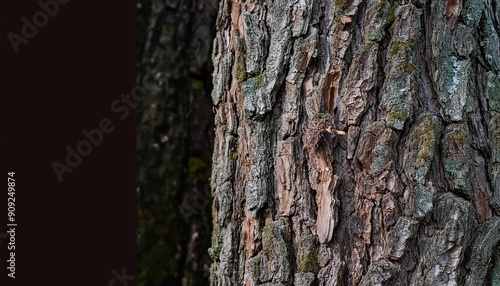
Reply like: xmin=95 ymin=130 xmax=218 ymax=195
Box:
xmin=209 ymin=0 xmax=500 ymax=285
xmin=137 ymin=0 xmax=218 ymax=285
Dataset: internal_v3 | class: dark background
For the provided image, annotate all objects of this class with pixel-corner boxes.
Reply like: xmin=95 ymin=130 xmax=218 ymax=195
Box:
xmin=0 ymin=0 xmax=136 ymax=285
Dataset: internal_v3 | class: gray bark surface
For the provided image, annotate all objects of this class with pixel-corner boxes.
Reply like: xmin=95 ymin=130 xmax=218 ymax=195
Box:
xmin=209 ymin=0 xmax=500 ymax=285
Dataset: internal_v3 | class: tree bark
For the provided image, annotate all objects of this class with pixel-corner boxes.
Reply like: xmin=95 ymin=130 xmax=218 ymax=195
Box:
xmin=209 ymin=0 xmax=500 ymax=285
xmin=137 ymin=0 xmax=218 ymax=285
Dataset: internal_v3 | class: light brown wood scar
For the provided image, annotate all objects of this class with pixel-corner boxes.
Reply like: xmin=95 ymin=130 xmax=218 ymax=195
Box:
xmin=445 ymin=0 xmax=462 ymax=17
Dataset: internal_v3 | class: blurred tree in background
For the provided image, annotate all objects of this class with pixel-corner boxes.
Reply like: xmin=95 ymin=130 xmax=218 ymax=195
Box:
xmin=136 ymin=0 xmax=218 ymax=285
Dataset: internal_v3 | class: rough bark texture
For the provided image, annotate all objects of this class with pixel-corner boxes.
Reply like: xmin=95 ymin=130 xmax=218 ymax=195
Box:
xmin=209 ymin=0 xmax=500 ymax=285
xmin=137 ymin=0 xmax=218 ymax=285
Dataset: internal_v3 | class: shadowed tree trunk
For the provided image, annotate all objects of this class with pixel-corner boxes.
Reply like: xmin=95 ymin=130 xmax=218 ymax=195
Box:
xmin=137 ymin=0 xmax=218 ymax=285
xmin=209 ymin=0 xmax=500 ymax=285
